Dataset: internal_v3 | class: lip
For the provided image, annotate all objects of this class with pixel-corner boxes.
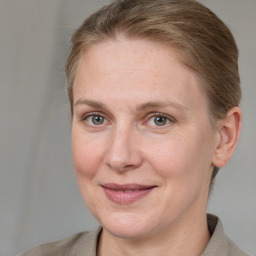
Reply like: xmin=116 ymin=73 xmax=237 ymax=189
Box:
xmin=101 ymin=183 xmax=156 ymax=204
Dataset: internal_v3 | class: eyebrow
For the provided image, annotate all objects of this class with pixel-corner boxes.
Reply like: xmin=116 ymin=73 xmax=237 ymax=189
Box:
xmin=74 ymin=99 xmax=107 ymax=109
xmin=136 ymin=101 xmax=188 ymax=111
xmin=74 ymin=99 xmax=188 ymax=111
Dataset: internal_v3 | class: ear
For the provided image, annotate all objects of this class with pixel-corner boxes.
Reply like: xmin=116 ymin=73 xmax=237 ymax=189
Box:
xmin=212 ymin=107 xmax=242 ymax=168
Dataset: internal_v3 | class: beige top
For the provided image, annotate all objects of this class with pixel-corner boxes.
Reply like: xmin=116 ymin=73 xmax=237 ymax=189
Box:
xmin=19 ymin=215 xmax=249 ymax=256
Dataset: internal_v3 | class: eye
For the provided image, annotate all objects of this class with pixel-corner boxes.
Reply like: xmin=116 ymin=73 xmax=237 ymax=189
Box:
xmin=84 ymin=114 xmax=107 ymax=126
xmin=147 ymin=114 xmax=172 ymax=127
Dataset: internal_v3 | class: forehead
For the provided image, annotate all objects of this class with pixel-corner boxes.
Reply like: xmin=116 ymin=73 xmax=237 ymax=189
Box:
xmin=77 ymin=37 xmax=184 ymax=74
xmin=73 ymin=37 xmax=208 ymax=112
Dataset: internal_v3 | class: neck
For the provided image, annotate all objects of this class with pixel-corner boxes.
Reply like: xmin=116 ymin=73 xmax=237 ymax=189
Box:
xmin=97 ymin=213 xmax=210 ymax=256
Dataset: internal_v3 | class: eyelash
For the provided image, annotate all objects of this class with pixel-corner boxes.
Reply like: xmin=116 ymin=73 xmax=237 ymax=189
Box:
xmin=80 ymin=112 xmax=175 ymax=128
xmin=145 ymin=113 xmax=175 ymax=128
xmin=80 ymin=112 xmax=108 ymax=125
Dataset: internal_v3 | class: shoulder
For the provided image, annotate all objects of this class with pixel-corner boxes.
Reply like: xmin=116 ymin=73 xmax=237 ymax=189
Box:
xmin=18 ymin=227 xmax=102 ymax=256
xmin=202 ymin=214 xmax=249 ymax=256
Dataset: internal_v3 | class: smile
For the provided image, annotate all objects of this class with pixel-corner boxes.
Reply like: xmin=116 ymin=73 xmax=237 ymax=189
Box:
xmin=101 ymin=183 xmax=156 ymax=204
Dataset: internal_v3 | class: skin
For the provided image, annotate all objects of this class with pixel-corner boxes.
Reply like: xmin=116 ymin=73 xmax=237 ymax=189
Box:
xmin=71 ymin=37 xmax=241 ymax=256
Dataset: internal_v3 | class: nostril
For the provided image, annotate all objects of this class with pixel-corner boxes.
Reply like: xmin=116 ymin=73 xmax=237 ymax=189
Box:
xmin=121 ymin=164 xmax=135 ymax=171
xmin=106 ymin=162 xmax=136 ymax=172
xmin=105 ymin=155 xmax=142 ymax=172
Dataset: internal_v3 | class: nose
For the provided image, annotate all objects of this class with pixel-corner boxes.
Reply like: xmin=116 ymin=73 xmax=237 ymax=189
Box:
xmin=104 ymin=125 xmax=143 ymax=172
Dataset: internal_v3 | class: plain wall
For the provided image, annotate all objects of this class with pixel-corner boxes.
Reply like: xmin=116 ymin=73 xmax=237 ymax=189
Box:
xmin=0 ymin=1 xmax=255 ymax=255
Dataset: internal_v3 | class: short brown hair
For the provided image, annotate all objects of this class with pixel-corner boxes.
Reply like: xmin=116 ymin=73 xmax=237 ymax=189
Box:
xmin=65 ymin=0 xmax=241 ymax=182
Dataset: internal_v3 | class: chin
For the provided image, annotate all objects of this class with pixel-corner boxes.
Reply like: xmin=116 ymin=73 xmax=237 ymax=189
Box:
xmin=99 ymin=211 xmax=158 ymax=239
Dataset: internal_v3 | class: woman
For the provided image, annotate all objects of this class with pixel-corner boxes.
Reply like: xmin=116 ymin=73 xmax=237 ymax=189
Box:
xmin=21 ymin=0 xmax=248 ymax=255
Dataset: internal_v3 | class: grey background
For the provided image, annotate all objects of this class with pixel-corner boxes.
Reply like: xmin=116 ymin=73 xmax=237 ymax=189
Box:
xmin=0 ymin=1 xmax=255 ymax=255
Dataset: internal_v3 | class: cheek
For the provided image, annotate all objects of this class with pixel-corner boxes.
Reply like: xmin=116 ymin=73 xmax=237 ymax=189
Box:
xmin=145 ymin=132 xmax=212 ymax=183
xmin=146 ymin=137 xmax=193 ymax=174
xmin=146 ymin=136 xmax=212 ymax=214
xmin=72 ymin=131 xmax=104 ymax=178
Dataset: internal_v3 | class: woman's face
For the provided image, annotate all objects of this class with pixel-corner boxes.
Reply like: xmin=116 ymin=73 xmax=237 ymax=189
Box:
xmin=72 ymin=37 xmax=219 ymax=239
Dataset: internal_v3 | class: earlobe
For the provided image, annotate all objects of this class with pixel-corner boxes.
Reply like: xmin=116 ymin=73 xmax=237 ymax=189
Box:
xmin=212 ymin=107 xmax=242 ymax=167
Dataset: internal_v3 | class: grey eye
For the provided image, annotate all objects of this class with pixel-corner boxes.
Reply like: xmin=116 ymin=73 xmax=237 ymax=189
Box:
xmin=153 ymin=116 xmax=168 ymax=126
xmin=88 ymin=115 xmax=106 ymax=125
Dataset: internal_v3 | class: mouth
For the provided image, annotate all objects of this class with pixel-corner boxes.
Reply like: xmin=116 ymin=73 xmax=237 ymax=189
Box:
xmin=101 ymin=183 xmax=156 ymax=204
